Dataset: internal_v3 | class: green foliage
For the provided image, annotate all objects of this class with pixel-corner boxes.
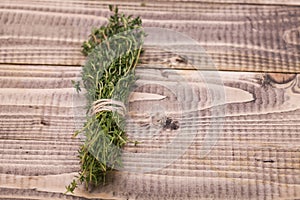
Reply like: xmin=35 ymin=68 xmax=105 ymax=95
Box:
xmin=71 ymin=80 xmax=81 ymax=93
xmin=66 ymin=5 xmax=144 ymax=193
xmin=82 ymin=5 xmax=143 ymax=56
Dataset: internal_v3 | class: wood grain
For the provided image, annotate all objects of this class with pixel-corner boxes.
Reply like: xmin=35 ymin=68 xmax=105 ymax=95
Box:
xmin=0 ymin=0 xmax=300 ymax=72
xmin=0 ymin=0 xmax=300 ymax=199
xmin=151 ymin=0 xmax=300 ymax=6
xmin=0 ymin=64 xmax=299 ymax=199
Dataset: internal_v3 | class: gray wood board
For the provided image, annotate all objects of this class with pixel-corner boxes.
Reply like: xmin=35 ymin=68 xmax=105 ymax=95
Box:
xmin=0 ymin=0 xmax=300 ymax=72
xmin=0 ymin=64 xmax=299 ymax=199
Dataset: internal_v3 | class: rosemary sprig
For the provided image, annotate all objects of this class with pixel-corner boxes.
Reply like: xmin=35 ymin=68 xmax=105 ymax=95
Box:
xmin=66 ymin=6 xmax=145 ymax=193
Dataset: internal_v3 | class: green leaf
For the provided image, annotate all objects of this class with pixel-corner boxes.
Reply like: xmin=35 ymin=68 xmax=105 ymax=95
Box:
xmin=109 ymin=5 xmax=113 ymax=11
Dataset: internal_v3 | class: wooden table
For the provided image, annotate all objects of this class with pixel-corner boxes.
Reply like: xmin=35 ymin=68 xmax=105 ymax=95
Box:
xmin=0 ymin=0 xmax=299 ymax=199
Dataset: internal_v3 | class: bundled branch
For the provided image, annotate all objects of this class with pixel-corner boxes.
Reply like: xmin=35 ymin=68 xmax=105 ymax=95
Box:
xmin=66 ymin=6 xmax=145 ymax=193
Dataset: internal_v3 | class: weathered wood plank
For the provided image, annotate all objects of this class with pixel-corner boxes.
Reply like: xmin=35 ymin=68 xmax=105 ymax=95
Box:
xmin=0 ymin=174 xmax=118 ymax=200
xmin=151 ymin=0 xmax=300 ymax=6
xmin=0 ymin=64 xmax=299 ymax=199
xmin=1 ymin=0 xmax=300 ymax=199
xmin=0 ymin=1 xmax=300 ymax=72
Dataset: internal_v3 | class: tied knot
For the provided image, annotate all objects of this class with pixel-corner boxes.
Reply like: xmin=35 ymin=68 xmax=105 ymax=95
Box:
xmin=90 ymin=99 xmax=126 ymax=116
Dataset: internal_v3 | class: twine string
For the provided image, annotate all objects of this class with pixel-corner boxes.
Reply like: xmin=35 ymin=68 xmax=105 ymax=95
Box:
xmin=90 ymin=99 xmax=126 ymax=117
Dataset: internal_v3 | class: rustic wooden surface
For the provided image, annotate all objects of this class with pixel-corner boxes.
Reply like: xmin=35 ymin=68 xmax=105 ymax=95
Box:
xmin=0 ymin=0 xmax=299 ymax=200
xmin=1 ymin=0 xmax=300 ymax=73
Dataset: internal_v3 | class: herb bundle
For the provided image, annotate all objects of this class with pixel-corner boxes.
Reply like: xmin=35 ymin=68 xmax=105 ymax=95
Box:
xmin=66 ymin=6 xmax=145 ymax=193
